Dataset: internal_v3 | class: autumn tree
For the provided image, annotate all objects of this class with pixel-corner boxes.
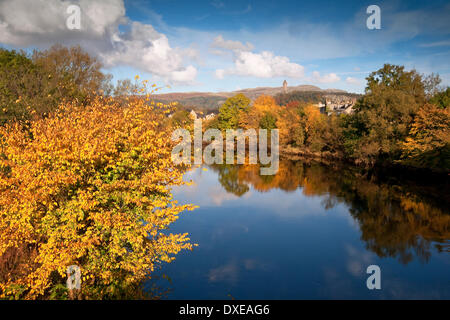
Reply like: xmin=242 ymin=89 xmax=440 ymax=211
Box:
xmin=401 ymin=103 xmax=450 ymax=171
xmin=343 ymin=64 xmax=427 ymax=164
xmin=285 ymin=101 xmax=303 ymax=109
xmin=277 ymin=105 xmax=303 ymax=146
xmin=0 ymin=45 xmax=111 ymax=124
xmin=169 ymin=106 xmax=193 ymax=128
xmin=32 ymin=44 xmax=107 ymax=101
xmin=113 ymin=78 xmax=147 ymax=97
xmin=0 ymin=86 xmax=196 ymax=299
xmin=0 ymin=49 xmax=43 ymax=123
xmin=239 ymin=95 xmax=280 ymax=130
xmin=321 ymin=114 xmax=345 ymax=154
xmin=301 ymin=105 xmax=327 ymax=152
xmin=217 ymin=93 xmax=251 ymax=130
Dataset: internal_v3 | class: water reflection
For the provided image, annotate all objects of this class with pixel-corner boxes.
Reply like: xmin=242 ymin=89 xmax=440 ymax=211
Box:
xmin=3 ymin=159 xmax=448 ymax=299
xmin=209 ymin=161 xmax=450 ymax=264
xmin=159 ymin=160 xmax=449 ymax=299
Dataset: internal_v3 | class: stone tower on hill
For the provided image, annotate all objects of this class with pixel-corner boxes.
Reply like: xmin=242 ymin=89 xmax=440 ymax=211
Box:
xmin=283 ymin=80 xmax=287 ymax=93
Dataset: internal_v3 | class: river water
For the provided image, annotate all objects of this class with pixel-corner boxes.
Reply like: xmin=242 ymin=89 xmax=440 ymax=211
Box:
xmin=149 ymin=160 xmax=450 ymax=299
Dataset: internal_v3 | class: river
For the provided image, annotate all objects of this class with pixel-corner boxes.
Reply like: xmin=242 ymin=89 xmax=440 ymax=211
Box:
xmin=148 ymin=160 xmax=450 ymax=299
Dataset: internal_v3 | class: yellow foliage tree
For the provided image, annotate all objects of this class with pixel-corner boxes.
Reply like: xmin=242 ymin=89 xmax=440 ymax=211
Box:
xmin=239 ymin=95 xmax=281 ymax=130
xmin=0 ymin=87 xmax=196 ymax=299
xmin=401 ymin=103 xmax=450 ymax=171
xmin=276 ymin=107 xmax=302 ymax=146
xmin=302 ymin=105 xmax=326 ymax=151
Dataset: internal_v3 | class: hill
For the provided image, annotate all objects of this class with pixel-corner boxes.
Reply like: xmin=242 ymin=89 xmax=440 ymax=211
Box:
xmin=153 ymin=84 xmax=354 ymax=113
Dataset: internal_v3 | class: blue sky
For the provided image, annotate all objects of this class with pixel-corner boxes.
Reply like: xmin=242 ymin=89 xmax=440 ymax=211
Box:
xmin=0 ymin=0 xmax=449 ymax=93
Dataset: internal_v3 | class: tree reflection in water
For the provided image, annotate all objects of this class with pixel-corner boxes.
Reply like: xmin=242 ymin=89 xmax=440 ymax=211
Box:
xmin=209 ymin=160 xmax=450 ymax=264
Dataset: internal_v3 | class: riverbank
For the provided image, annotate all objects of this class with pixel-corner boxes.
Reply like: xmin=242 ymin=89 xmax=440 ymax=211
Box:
xmin=195 ymin=139 xmax=449 ymax=177
xmin=280 ymin=145 xmax=450 ymax=177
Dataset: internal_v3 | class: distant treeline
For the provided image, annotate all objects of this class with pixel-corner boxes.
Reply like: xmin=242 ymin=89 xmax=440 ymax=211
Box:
xmin=274 ymin=90 xmax=361 ymax=106
xmin=203 ymin=64 xmax=450 ymax=173
xmin=154 ymin=96 xmax=224 ymax=114
xmin=158 ymin=91 xmax=362 ymax=114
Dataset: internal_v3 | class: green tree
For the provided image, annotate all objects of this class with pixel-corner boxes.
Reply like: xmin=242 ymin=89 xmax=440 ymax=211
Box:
xmin=429 ymin=87 xmax=450 ymax=109
xmin=259 ymin=112 xmax=277 ymax=130
xmin=217 ymin=94 xmax=250 ymax=130
xmin=113 ymin=78 xmax=146 ymax=97
xmin=170 ymin=107 xmax=193 ymax=128
xmin=344 ymin=64 xmax=427 ymax=164
xmin=0 ymin=49 xmax=43 ymax=123
xmin=32 ymin=44 xmax=106 ymax=102
xmin=0 ymin=45 xmax=110 ymax=124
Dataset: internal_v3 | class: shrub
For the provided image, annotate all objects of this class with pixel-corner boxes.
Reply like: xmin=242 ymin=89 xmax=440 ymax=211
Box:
xmin=0 ymin=90 xmax=196 ymax=299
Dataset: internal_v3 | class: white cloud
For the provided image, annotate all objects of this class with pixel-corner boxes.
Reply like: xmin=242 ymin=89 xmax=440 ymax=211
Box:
xmin=205 ymin=4 xmax=450 ymax=62
xmin=232 ymin=51 xmax=304 ymax=78
xmin=170 ymin=65 xmax=198 ymax=83
xmin=212 ymin=35 xmax=304 ymax=79
xmin=215 ymin=69 xmax=226 ymax=79
xmin=210 ymin=0 xmax=225 ymax=9
xmin=311 ymin=71 xmax=340 ymax=83
xmin=345 ymin=77 xmax=360 ymax=85
xmin=212 ymin=35 xmax=254 ymax=52
xmin=345 ymin=245 xmax=374 ymax=278
xmin=0 ymin=0 xmax=198 ymax=85
xmin=0 ymin=0 xmax=125 ymax=46
xmin=101 ymin=22 xmax=198 ymax=84
xmin=419 ymin=40 xmax=450 ymax=48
